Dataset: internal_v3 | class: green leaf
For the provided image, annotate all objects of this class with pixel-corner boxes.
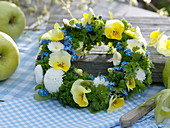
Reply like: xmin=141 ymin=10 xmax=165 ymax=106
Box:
xmin=80 ymin=80 xmax=93 ymax=87
xmin=87 ymin=84 xmax=110 ymax=113
xmin=34 ymin=94 xmax=51 ymax=101
xmin=38 ymin=34 xmax=43 ymax=42
xmin=34 ymin=84 xmax=43 ymax=91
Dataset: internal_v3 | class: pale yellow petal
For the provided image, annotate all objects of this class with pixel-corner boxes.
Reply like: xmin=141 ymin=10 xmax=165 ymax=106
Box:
xmin=49 ymin=50 xmax=71 ymax=72
xmin=107 ymin=95 xmax=124 ymax=113
xmin=42 ymin=29 xmax=64 ymax=42
xmin=71 ymin=79 xmax=91 ymax=107
xmin=126 ymin=78 xmax=136 ymax=91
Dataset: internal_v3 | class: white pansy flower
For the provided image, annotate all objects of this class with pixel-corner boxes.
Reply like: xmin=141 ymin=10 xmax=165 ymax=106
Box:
xmin=156 ymin=35 xmax=170 ymax=56
xmin=135 ymin=67 xmax=146 ymax=82
xmin=127 ymin=38 xmax=146 ymax=50
xmin=41 ymin=29 xmax=64 ymax=42
xmin=34 ymin=64 xmax=43 ymax=84
xmin=63 ymin=18 xmax=77 ymax=27
xmin=47 ymin=41 xmax=64 ymax=52
xmin=126 ymin=27 xmax=147 ymax=49
xmin=63 ymin=19 xmax=70 ymax=25
xmin=135 ymin=27 xmax=144 ymax=39
xmin=113 ymin=51 xmax=122 ymax=66
xmin=93 ymin=76 xmax=109 ymax=87
xmin=44 ymin=68 xmax=64 ymax=93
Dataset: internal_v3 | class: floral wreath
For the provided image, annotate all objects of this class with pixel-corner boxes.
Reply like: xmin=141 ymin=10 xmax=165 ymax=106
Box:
xmin=34 ymin=9 xmax=152 ymax=113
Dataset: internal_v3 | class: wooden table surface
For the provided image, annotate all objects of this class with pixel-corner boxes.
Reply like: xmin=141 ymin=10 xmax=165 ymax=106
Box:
xmin=25 ymin=0 xmax=170 ymax=83
xmin=24 ymin=0 xmax=161 ymax=26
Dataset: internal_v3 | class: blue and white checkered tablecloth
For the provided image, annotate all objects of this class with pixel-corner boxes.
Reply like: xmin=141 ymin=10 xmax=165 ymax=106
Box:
xmin=0 ymin=22 xmax=46 ymax=100
xmin=0 ymin=22 xmax=169 ymax=128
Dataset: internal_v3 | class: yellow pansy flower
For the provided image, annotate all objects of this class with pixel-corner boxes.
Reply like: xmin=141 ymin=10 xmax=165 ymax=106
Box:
xmin=49 ymin=50 xmax=71 ymax=72
xmin=107 ymin=95 xmax=124 ymax=113
xmin=105 ymin=20 xmax=124 ymax=40
xmin=148 ymin=28 xmax=164 ymax=48
xmin=125 ymin=26 xmax=143 ymax=39
xmin=150 ymin=28 xmax=160 ymax=39
xmin=157 ymin=34 xmax=170 ymax=56
xmin=126 ymin=78 xmax=136 ymax=91
xmin=81 ymin=8 xmax=95 ymax=25
xmin=41 ymin=29 xmax=64 ymax=42
xmin=124 ymin=27 xmax=136 ymax=38
xmin=71 ymin=79 xmax=91 ymax=107
xmin=83 ymin=13 xmax=89 ymax=23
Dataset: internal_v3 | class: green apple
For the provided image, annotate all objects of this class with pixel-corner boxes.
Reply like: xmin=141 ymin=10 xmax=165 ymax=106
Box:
xmin=162 ymin=57 xmax=170 ymax=89
xmin=0 ymin=1 xmax=26 ymax=40
xmin=0 ymin=32 xmax=19 ymax=81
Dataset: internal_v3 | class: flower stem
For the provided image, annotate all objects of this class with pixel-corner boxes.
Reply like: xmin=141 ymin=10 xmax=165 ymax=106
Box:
xmin=140 ymin=89 xmax=170 ymax=107
xmin=59 ymin=0 xmax=74 ymax=18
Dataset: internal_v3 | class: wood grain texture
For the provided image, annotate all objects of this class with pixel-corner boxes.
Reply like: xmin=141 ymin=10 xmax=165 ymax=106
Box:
xmin=119 ymin=99 xmax=155 ymax=127
xmin=46 ymin=12 xmax=170 ymax=83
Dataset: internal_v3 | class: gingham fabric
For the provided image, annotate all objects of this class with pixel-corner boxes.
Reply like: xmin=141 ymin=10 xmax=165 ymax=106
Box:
xmin=0 ymin=94 xmax=162 ymax=128
xmin=0 ymin=22 xmax=45 ymax=100
xmin=0 ymin=22 xmax=169 ymax=128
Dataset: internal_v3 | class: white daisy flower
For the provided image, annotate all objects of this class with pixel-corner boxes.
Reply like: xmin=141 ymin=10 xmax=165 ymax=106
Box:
xmin=34 ymin=64 xmax=43 ymax=84
xmin=44 ymin=68 xmax=64 ymax=93
xmin=93 ymin=76 xmax=109 ymax=87
xmin=113 ymin=51 xmax=122 ymax=66
xmin=47 ymin=41 xmax=65 ymax=52
xmin=135 ymin=67 xmax=146 ymax=82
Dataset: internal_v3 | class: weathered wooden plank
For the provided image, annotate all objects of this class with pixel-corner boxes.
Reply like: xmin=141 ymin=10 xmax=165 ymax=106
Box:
xmin=45 ymin=13 xmax=170 ymax=83
xmin=48 ymin=15 xmax=170 ymax=24
xmin=120 ymin=99 xmax=155 ymax=127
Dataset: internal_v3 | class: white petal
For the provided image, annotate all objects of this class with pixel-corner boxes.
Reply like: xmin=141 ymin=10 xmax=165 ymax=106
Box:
xmin=44 ymin=68 xmax=64 ymax=93
xmin=127 ymin=39 xmax=146 ymax=50
xmin=135 ymin=68 xmax=146 ymax=82
xmin=34 ymin=65 xmax=43 ymax=84
xmin=113 ymin=51 xmax=122 ymax=66
xmin=63 ymin=19 xmax=70 ymax=25
xmin=48 ymin=41 xmax=64 ymax=52
xmin=93 ymin=76 xmax=109 ymax=87
xmin=156 ymin=35 xmax=170 ymax=56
